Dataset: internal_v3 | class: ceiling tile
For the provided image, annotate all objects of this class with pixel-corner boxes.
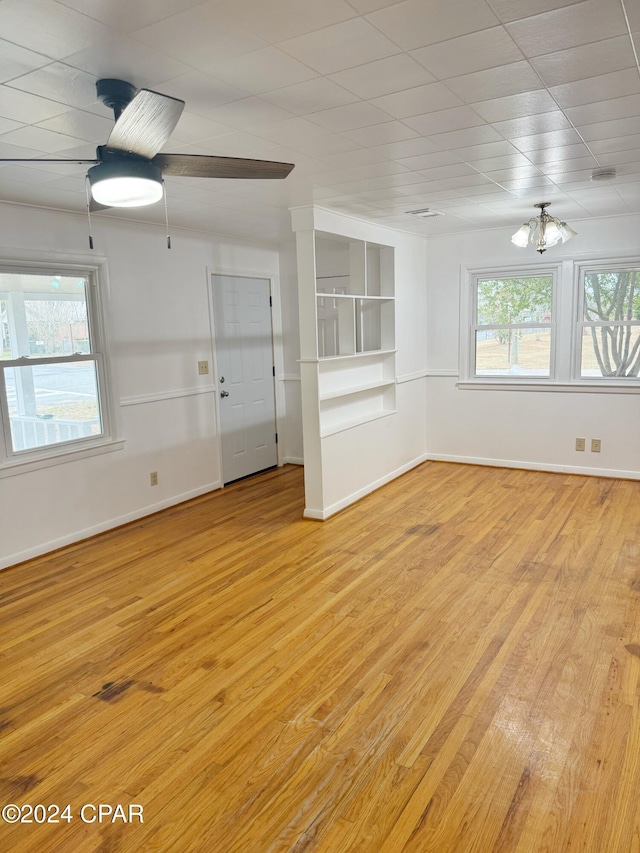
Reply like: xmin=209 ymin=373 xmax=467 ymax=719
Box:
xmin=36 ymin=108 xmax=113 ymax=142
xmin=342 ymin=121 xmax=419 ymax=146
xmin=214 ymin=0 xmax=359 ymax=43
xmin=589 ymin=136 xmax=640 ymax=156
xmin=153 ymin=72 xmax=248 ymax=118
xmin=370 ymin=137 xmax=442 ymax=159
xmin=307 ymin=101 xmax=396 ymax=132
xmin=277 ymin=18 xmax=400 ymax=75
xmin=490 ymin=0 xmax=600 ymax=24
xmin=0 ymin=85 xmax=70 ymax=123
xmin=365 ymin=0 xmax=500 ymax=51
xmin=291 ymin=134 xmax=360 ymax=158
xmin=427 ymin=125 xmax=503 ymax=150
xmin=329 ymin=55 xmax=435 ymax=99
xmin=133 ymin=4 xmax=268 ymax=66
xmin=204 ymin=48 xmax=318 ymax=96
xmin=253 ymin=117 xmax=329 ymax=146
xmin=578 ymin=116 xmax=640 ymax=143
xmin=0 ymin=39 xmax=51 ymax=84
xmin=55 ymin=0 xmax=206 ymax=32
xmin=261 ymin=78 xmax=356 ymax=115
xmin=453 ymin=140 xmax=522 ymax=161
xmin=370 ymin=82 xmax=463 ymax=120
xmin=466 ymin=152 xmax=533 ymax=171
xmin=492 ymin=111 xmax=572 ymax=138
xmin=403 ymin=105 xmax=487 ymax=136
xmin=472 ymin=89 xmax=558 ymax=122
xmin=549 ymin=68 xmax=640 ymax=109
xmin=396 ymin=150 xmax=464 ymax=170
xmin=411 ymin=28 xmax=524 ymax=80
xmin=5 ymin=63 xmax=98 ymax=110
xmin=505 ymin=0 xmax=628 ymax=58
xmin=564 ymin=94 xmax=640 ymax=126
xmin=444 ymin=61 xmax=544 ymax=103
xmin=64 ymin=38 xmax=191 ymax=87
xmin=188 ymin=97 xmax=295 ymax=131
xmin=415 ymin=162 xmax=479 ymax=180
xmin=0 ymin=125 xmax=88 ymax=153
xmin=510 ymin=128 xmax=583 ymax=152
xmin=0 ymin=0 xmax=114 ymax=60
xmin=168 ymin=113 xmax=232 ymax=145
xmin=530 ymin=35 xmax=635 ymax=87
xmin=526 ymin=143 xmax=593 ymax=164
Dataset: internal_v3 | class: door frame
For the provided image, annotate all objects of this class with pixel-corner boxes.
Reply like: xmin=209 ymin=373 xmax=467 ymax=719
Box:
xmin=207 ymin=266 xmax=286 ymax=485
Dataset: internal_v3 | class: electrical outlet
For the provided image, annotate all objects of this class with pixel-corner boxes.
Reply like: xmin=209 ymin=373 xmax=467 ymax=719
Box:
xmin=198 ymin=360 xmax=209 ymax=375
xmin=591 ymin=438 xmax=601 ymax=453
xmin=150 ymin=471 xmax=158 ymax=486
xmin=575 ymin=438 xmax=586 ymax=451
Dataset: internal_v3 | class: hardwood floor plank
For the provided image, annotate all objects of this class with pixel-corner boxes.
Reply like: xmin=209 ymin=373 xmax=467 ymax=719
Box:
xmin=2 ymin=463 xmax=640 ymax=851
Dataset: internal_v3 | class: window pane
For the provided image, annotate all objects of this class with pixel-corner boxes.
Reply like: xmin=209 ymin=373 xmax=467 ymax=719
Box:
xmin=580 ymin=325 xmax=640 ymax=377
xmin=584 ymin=269 xmax=640 ymax=323
xmin=475 ymin=328 xmax=551 ymax=376
xmin=477 ymin=275 xmax=553 ymax=325
xmin=4 ymin=361 xmax=102 ymax=452
xmin=0 ymin=272 xmax=89 ymax=360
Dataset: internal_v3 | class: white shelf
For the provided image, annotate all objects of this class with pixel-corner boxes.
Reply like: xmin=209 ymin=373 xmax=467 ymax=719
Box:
xmin=319 ymin=379 xmax=395 ymax=401
xmin=320 ymin=409 xmax=396 ymax=438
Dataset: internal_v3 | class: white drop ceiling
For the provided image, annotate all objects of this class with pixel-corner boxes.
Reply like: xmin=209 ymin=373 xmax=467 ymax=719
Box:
xmin=0 ymin=0 xmax=638 ymax=243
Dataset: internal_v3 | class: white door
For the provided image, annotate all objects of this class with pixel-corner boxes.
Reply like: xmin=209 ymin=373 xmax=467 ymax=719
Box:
xmin=212 ymin=274 xmax=278 ymax=484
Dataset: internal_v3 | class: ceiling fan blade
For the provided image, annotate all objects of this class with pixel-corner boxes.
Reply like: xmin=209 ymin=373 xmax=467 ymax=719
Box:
xmin=0 ymin=158 xmax=97 ymax=164
xmin=106 ymin=89 xmax=185 ymax=160
xmin=153 ymin=153 xmax=295 ymax=179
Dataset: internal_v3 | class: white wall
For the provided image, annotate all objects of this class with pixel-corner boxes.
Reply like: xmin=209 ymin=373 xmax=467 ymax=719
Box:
xmin=0 ymin=202 xmax=301 ymax=569
xmin=292 ymin=206 xmax=429 ymax=518
xmin=425 ymin=213 xmax=640 ymax=478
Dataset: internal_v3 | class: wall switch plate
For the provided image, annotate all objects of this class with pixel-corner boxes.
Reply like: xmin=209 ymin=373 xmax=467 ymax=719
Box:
xmin=198 ymin=360 xmax=209 ymax=375
xmin=575 ymin=438 xmax=586 ymax=451
xmin=591 ymin=438 xmax=601 ymax=453
xmin=150 ymin=471 xmax=158 ymax=486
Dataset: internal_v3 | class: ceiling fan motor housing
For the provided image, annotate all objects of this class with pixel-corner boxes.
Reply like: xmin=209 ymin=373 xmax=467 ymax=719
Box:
xmin=96 ymin=78 xmax=137 ymax=119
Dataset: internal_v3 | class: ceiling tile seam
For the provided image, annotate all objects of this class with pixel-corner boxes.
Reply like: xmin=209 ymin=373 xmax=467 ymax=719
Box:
xmin=620 ymin=0 xmax=640 ymax=78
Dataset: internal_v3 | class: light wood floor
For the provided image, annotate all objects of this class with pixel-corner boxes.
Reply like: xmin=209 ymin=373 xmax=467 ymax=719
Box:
xmin=2 ymin=462 xmax=640 ymax=852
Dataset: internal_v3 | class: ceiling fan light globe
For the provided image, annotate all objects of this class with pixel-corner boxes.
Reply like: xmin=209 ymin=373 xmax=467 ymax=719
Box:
xmin=88 ymin=160 xmax=163 ymax=207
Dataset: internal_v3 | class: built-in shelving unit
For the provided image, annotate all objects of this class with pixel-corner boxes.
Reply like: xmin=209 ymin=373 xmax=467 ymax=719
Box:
xmin=313 ymin=231 xmax=396 ymax=434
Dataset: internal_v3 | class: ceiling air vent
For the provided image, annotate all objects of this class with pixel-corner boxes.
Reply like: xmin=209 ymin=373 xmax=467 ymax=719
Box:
xmin=407 ymin=208 xmax=443 ymax=218
xmin=591 ymin=168 xmax=616 ymax=181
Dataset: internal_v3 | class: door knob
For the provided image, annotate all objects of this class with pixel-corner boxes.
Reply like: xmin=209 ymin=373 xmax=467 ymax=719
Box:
xmin=220 ymin=390 xmax=229 ymax=398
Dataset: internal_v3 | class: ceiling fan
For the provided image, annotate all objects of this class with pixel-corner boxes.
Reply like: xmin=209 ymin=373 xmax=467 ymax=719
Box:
xmin=0 ymin=78 xmax=295 ymax=210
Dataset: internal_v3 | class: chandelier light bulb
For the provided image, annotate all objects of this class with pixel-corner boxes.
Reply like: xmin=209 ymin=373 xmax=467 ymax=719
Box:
xmin=511 ymin=202 xmax=577 ymax=253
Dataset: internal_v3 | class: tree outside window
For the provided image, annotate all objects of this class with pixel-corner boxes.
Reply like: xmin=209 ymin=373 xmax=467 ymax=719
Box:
xmin=580 ymin=268 xmax=640 ymax=378
xmin=474 ymin=274 xmax=554 ymax=377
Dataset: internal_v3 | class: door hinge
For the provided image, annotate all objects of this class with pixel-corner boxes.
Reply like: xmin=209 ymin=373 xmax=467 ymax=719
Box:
xmin=269 ymin=295 xmax=272 ymax=307
xmin=275 ymin=432 xmax=278 ymax=444
xmin=272 ymin=365 xmax=275 ymax=377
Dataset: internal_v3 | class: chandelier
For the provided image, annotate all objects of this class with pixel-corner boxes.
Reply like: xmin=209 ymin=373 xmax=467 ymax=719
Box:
xmin=511 ymin=202 xmax=577 ymax=253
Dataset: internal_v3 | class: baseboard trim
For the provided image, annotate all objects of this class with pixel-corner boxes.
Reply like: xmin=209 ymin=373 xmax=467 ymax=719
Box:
xmin=304 ymin=453 xmax=430 ymax=520
xmin=283 ymin=456 xmax=304 ymax=466
xmin=425 ymin=453 xmax=640 ymax=480
xmin=2 ymin=480 xmax=223 ymax=571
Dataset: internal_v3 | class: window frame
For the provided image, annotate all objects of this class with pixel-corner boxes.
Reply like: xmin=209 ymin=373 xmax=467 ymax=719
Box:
xmin=460 ymin=256 xmax=640 ymax=393
xmin=0 ymin=256 xmax=122 ymax=476
xmin=573 ymin=258 xmax=640 ymax=384
xmin=462 ymin=263 xmax=561 ymax=384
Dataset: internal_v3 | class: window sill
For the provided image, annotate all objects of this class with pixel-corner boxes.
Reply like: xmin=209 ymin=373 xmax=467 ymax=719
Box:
xmin=0 ymin=438 xmax=125 ymax=478
xmin=457 ymin=380 xmax=640 ymax=394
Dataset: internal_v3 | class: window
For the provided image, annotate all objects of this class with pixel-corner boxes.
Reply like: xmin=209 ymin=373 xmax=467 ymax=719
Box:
xmin=471 ymin=271 xmax=556 ymax=378
xmin=0 ymin=264 xmax=113 ymax=468
xmin=577 ymin=263 xmax=640 ymax=379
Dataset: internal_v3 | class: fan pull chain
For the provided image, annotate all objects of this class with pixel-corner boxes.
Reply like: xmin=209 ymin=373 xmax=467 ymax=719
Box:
xmin=163 ymin=181 xmax=171 ymax=249
xmin=85 ymin=177 xmax=94 ymax=249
